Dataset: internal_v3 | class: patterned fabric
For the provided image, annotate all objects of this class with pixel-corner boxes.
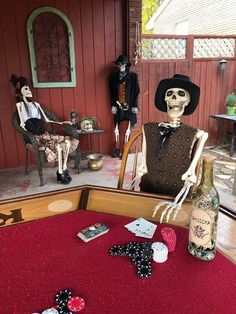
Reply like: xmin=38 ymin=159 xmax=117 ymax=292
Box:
xmin=35 ymin=132 xmax=79 ymax=162
xmin=118 ymin=81 xmax=128 ymax=104
xmin=139 ymin=123 xmax=198 ymax=196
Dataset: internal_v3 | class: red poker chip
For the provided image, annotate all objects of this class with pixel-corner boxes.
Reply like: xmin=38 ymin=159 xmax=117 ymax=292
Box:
xmin=67 ymin=296 xmax=85 ymax=312
xmin=161 ymin=227 xmax=177 ymax=252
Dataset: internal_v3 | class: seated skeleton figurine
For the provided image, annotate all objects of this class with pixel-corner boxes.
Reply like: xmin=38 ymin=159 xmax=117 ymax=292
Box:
xmin=130 ymin=74 xmax=208 ymax=222
xmin=10 ymin=74 xmax=79 ymax=184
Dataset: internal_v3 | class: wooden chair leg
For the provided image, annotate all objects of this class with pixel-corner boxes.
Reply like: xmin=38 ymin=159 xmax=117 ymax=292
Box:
xmin=37 ymin=157 xmax=44 ymax=186
xmin=33 ymin=148 xmax=44 ymax=186
xmin=24 ymin=148 xmax=29 ymax=175
xmin=75 ymin=146 xmax=81 ymax=173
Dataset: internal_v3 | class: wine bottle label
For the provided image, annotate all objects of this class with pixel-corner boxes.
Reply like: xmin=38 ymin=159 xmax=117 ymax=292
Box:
xmin=189 ymin=208 xmax=214 ymax=248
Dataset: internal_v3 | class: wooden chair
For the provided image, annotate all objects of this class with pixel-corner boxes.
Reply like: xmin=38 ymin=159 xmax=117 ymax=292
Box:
xmin=12 ymin=108 xmax=81 ymax=186
xmin=117 ymin=129 xmax=201 ymax=192
xmin=117 ymin=130 xmax=142 ymax=189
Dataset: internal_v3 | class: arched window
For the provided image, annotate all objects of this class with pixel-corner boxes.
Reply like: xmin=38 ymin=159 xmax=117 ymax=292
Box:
xmin=27 ymin=7 xmax=76 ymax=88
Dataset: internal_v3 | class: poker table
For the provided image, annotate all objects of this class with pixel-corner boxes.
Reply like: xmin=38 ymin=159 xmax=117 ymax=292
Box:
xmin=0 ymin=185 xmax=235 ymax=313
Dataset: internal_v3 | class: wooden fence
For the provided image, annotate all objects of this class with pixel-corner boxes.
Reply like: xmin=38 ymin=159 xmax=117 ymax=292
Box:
xmin=135 ymin=34 xmax=236 ymax=146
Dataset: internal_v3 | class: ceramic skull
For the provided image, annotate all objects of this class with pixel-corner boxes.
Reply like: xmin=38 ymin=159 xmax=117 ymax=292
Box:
xmin=80 ymin=118 xmax=94 ymax=132
xmin=164 ymin=88 xmax=190 ymax=119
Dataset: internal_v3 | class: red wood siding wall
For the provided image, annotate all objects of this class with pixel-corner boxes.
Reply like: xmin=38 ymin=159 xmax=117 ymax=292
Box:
xmin=1 ymin=1 xmax=236 ymax=170
xmin=0 ymin=0 xmax=127 ymax=169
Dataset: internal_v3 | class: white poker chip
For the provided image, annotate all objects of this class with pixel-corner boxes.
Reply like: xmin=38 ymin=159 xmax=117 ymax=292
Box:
xmin=41 ymin=308 xmax=59 ymax=314
xmin=151 ymin=242 xmax=168 ymax=263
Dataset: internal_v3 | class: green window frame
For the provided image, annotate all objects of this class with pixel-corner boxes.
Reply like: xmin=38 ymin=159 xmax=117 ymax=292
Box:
xmin=27 ymin=6 xmax=76 ymax=88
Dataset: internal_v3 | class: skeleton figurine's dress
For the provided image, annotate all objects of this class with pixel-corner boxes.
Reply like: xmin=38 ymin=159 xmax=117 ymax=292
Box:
xmin=140 ymin=122 xmax=198 ymax=196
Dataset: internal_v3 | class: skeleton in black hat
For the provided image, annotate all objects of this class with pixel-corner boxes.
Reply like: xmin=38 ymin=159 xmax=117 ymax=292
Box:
xmin=10 ymin=74 xmax=79 ymax=184
xmin=109 ymin=55 xmax=140 ymax=158
xmin=130 ymin=74 xmax=208 ymax=222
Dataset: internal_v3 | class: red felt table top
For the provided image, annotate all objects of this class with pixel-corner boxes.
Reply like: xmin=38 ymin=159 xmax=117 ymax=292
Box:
xmin=0 ymin=210 xmax=235 ymax=314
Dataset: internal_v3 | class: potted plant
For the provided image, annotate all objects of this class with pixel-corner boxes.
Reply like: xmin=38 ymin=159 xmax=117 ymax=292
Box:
xmin=225 ymin=92 xmax=236 ymax=115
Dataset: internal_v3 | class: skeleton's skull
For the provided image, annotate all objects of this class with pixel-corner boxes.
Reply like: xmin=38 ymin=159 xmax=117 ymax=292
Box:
xmin=164 ymin=88 xmax=190 ymax=119
xmin=80 ymin=119 xmax=94 ymax=132
xmin=117 ymin=63 xmax=127 ymax=72
xmin=21 ymin=85 xmax=32 ymax=98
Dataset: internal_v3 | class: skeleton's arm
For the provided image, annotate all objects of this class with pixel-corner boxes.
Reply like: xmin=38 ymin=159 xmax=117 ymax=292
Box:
xmin=16 ymin=102 xmax=26 ymax=130
xmin=36 ymin=103 xmax=66 ymax=124
xmin=181 ymin=130 xmax=208 ymax=184
xmin=153 ymin=129 xmax=208 ymax=222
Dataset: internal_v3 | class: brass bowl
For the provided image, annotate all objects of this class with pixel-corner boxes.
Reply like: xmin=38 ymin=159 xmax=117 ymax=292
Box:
xmin=87 ymin=154 xmax=103 ymax=171
xmin=86 ymin=153 xmax=103 ymax=160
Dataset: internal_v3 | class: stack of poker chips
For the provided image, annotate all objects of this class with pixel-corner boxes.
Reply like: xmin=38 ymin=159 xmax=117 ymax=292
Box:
xmin=109 ymin=241 xmax=153 ymax=278
xmin=151 ymin=242 xmax=168 ymax=263
xmin=161 ymin=227 xmax=177 ymax=252
xmin=36 ymin=289 xmax=85 ymax=314
xmin=55 ymin=290 xmax=85 ymax=314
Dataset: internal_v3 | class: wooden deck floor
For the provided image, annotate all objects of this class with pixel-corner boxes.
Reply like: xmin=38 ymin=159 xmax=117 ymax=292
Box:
xmin=217 ymin=212 xmax=236 ymax=263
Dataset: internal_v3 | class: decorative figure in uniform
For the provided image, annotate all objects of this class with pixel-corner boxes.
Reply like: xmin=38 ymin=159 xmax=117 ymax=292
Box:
xmin=10 ymin=74 xmax=79 ymax=184
xmin=131 ymin=74 xmax=208 ymax=222
xmin=109 ymin=55 xmax=140 ymax=158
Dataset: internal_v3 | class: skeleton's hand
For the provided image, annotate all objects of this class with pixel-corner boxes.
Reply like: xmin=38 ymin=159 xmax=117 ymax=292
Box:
xmin=62 ymin=121 xmax=72 ymax=125
xmin=131 ymin=107 xmax=138 ymax=113
xmin=111 ymin=106 xmax=117 ymax=114
xmin=152 ymin=180 xmax=193 ymax=223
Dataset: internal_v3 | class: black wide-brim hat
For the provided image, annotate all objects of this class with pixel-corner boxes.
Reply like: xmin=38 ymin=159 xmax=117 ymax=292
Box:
xmin=155 ymin=74 xmax=200 ymax=115
xmin=113 ymin=55 xmax=131 ymax=67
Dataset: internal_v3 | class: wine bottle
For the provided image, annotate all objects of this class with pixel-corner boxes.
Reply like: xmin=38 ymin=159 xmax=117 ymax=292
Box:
xmin=188 ymin=155 xmax=219 ymax=261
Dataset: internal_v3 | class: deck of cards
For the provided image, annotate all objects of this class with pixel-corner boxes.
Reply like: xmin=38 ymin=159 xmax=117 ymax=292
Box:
xmin=77 ymin=222 xmax=109 ymax=242
xmin=124 ymin=218 xmax=157 ymax=239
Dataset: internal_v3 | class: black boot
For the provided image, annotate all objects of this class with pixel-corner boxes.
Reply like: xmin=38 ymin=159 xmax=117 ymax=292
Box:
xmin=63 ymin=169 xmax=72 ymax=181
xmin=56 ymin=170 xmax=72 ymax=184
xmin=111 ymin=148 xmax=120 ymax=158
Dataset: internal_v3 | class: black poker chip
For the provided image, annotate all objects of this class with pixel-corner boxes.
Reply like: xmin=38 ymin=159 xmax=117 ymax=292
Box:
xmin=109 ymin=241 xmax=154 ymax=279
xmin=132 ymin=255 xmax=143 ymax=265
xmin=125 ymin=242 xmax=140 ymax=257
xmin=141 ymin=242 xmax=152 ymax=249
xmin=139 ymin=246 xmax=153 ymax=260
xmin=119 ymin=245 xmax=128 ymax=256
xmin=109 ymin=245 xmax=122 ymax=256
xmin=55 ymin=289 xmax=72 ymax=305
xmin=126 ymin=245 xmax=138 ymax=257
xmin=138 ymin=259 xmax=151 ymax=268
xmin=137 ymin=265 xmax=152 ymax=278
xmin=58 ymin=303 xmax=73 ymax=314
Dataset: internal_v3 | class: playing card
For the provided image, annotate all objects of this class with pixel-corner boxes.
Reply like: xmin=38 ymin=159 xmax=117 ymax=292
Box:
xmin=124 ymin=218 xmax=157 ymax=239
xmin=135 ymin=224 xmax=157 ymax=239
xmin=124 ymin=218 xmax=143 ymax=231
